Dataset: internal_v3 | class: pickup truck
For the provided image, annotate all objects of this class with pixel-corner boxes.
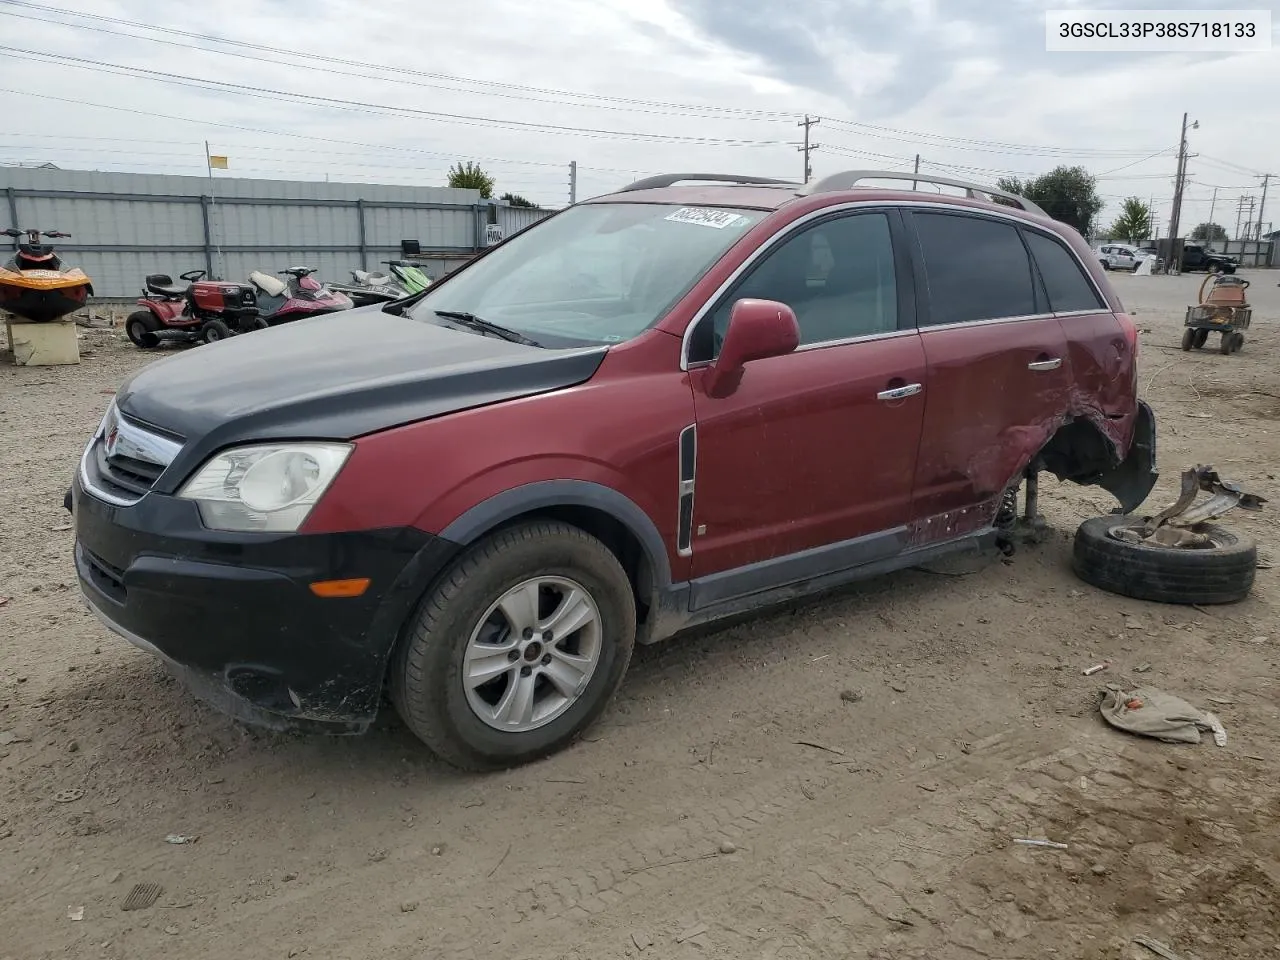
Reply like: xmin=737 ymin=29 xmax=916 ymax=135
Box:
xmin=1180 ymin=244 xmax=1238 ymax=274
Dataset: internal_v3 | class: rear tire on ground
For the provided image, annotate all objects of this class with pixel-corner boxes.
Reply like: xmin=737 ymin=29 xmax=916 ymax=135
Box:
xmin=201 ymin=319 xmax=233 ymax=343
xmin=1181 ymin=328 xmax=1195 ymax=351
xmin=1220 ymin=333 xmax=1234 ymax=355
xmin=1072 ymin=516 xmax=1256 ymax=605
xmin=125 ymin=310 xmax=161 ymax=349
xmin=1193 ymin=328 xmax=1209 ymax=348
xmin=245 ymin=316 xmax=270 ymax=332
xmin=1231 ymin=332 xmax=1245 ymax=353
xmin=391 ymin=520 xmax=637 ymax=771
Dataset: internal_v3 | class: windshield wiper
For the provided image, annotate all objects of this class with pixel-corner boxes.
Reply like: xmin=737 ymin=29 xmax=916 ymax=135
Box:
xmin=432 ymin=310 xmax=541 ymax=347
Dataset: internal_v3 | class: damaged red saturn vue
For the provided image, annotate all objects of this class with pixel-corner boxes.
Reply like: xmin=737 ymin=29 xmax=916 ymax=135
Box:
xmin=68 ymin=170 xmax=1156 ymax=770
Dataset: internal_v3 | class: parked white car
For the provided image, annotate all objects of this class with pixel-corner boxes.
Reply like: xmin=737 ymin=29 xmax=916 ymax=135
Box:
xmin=1095 ymin=244 xmax=1147 ymax=271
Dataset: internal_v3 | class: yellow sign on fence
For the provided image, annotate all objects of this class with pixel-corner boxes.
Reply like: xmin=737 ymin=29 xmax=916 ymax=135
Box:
xmin=208 ymin=155 xmax=229 ymax=170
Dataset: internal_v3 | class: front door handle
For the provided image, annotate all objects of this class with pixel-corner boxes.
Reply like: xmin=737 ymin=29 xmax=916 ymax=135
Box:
xmin=1027 ymin=358 xmax=1062 ymax=371
xmin=877 ymin=383 xmax=923 ymax=401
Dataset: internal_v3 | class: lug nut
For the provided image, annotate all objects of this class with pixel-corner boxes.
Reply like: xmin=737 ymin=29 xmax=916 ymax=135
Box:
xmin=543 ymin=630 xmax=553 ymax=642
xmin=520 ymin=666 xmax=532 ymax=677
xmin=507 ymin=650 xmax=519 ymax=661
xmin=522 ymin=628 xmax=534 ymax=640
xmin=541 ymin=654 xmax=552 ymax=665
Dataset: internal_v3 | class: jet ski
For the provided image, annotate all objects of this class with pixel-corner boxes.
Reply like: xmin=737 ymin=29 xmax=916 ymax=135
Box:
xmin=0 ymin=229 xmax=93 ymax=322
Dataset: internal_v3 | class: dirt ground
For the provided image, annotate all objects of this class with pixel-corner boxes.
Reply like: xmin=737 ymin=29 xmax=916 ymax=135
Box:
xmin=2 ymin=271 xmax=1278 ymax=960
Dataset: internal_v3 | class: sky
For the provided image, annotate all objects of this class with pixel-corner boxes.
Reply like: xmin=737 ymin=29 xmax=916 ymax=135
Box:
xmin=0 ymin=0 xmax=1276 ymax=235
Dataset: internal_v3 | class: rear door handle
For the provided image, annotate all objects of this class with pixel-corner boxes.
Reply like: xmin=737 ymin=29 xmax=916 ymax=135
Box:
xmin=877 ymin=383 xmax=923 ymax=401
xmin=1027 ymin=358 xmax=1062 ymax=371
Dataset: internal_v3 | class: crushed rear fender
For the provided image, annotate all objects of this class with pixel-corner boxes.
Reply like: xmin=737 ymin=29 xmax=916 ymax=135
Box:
xmin=1094 ymin=401 xmax=1158 ymax=514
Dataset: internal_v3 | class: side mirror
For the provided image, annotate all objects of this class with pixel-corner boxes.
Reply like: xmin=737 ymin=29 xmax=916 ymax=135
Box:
xmin=706 ymin=298 xmax=800 ymax=394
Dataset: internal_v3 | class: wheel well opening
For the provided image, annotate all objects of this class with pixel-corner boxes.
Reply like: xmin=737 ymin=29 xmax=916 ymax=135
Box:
xmin=494 ymin=505 xmax=655 ymax=627
xmin=1037 ymin=417 xmax=1118 ymax=485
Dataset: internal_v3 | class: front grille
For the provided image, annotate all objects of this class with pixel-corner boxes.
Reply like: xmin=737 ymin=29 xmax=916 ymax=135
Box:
xmin=80 ymin=405 xmax=183 ymax=506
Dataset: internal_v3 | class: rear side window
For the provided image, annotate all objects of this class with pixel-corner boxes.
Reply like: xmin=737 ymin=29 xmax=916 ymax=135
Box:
xmin=913 ymin=213 xmax=1035 ymax=326
xmin=1023 ymin=230 xmax=1106 ymax=313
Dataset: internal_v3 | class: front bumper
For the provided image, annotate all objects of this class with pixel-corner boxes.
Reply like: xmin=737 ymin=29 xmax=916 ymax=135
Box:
xmin=70 ymin=477 xmax=458 ymax=727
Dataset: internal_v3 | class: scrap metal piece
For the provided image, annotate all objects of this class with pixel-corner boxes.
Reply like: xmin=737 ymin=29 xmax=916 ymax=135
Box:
xmin=122 ymin=882 xmax=162 ymax=912
xmin=1120 ymin=465 xmax=1266 ymax=547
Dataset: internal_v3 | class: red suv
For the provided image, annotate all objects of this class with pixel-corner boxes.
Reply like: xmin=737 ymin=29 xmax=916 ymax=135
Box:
xmin=69 ymin=171 xmax=1156 ymax=770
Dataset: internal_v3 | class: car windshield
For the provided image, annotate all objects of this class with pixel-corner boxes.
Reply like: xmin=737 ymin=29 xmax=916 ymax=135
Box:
xmin=408 ymin=202 xmax=767 ymax=347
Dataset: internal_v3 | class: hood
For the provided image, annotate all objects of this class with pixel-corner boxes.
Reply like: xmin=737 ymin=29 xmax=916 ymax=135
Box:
xmin=115 ymin=305 xmax=608 ymax=489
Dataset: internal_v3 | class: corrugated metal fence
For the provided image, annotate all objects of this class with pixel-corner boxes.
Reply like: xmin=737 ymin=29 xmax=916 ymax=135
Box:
xmin=1 ymin=168 xmax=554 ymax=298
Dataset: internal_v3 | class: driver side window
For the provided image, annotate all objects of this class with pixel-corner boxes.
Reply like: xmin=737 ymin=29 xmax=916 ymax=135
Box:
xmin=688 ymin=212 xmax=898 ymax=363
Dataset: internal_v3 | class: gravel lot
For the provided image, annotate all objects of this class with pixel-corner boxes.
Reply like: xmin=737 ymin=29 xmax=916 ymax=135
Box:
xmin=2 ymin=270 xmax=1278 ymax=960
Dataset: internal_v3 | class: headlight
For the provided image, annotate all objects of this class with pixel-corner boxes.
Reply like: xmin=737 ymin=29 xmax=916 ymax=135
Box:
xmin=178 ymin=442 xmax=352 ymax=532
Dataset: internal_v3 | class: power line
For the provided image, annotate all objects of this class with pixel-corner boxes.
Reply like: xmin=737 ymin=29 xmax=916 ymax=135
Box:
xmin=0 ymin=45 xmax=796 ymax=147
xmin=0 ymin=0 xmax=1193 ymax=160
xmin=0 ymin=1 xmax=800 ymax=122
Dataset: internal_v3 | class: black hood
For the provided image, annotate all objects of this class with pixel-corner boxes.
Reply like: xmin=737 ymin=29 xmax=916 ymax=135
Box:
xmin=115 ymin=305 xmax=607 ymax=490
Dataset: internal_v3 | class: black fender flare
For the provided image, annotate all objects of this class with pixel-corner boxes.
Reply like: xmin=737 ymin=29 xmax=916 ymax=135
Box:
xmin=438 ymin=479 xmax=674 ymax=589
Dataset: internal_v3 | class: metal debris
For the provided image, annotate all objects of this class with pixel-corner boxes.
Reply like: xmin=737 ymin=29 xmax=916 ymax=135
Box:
xmin=1012 ymin=838 xmax=1069 ymax=850
xmin=164 ymin=834 xmax=197 ymax=845
xmin=1114 ymin=465 xmax=1266 ymax=548
xmin=122 ymin=883 xmax=162 ymax=911
xmin=1133 ymin=935 xmax=1189 ymax=960
xmin=52 ymin=789 xmax=84 ymax=804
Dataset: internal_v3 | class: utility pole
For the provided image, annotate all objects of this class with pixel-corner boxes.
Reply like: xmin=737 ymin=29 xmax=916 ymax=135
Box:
xmin=1235 ymin=195 xmax=1250 ymax=238
xmin=912 ymin=153 xmax=920 ymax=191
xmin=568 ymin=160 xmax=577 ymax=206
xmin=797 ymin=115 xmax=820 ymax=183
xmin=1172 ymin=113 xmax=1198 ymax=271
xmin=1255 ymin=173 xmax=1271 ymax=241
xmin=1207 ymin=185 xmax=1218 ymax=233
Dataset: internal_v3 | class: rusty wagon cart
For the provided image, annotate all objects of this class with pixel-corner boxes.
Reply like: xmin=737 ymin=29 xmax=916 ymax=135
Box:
xmin=1181 ymin=274 xmax=1251 ymax=355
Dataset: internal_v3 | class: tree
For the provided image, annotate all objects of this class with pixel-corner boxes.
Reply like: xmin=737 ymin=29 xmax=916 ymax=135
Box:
xmin=447 ymin=161 xmax=495 ymax=198
xmin=500 ymin=192 xmax=537 ymax=208
xmin=1191 ymin=222 xmax=1227 ymax=242
xmin=995 ymin=167 xmax=1103 ymax=236
xmin=1107 ymin=197 xmax=1154 ymax=242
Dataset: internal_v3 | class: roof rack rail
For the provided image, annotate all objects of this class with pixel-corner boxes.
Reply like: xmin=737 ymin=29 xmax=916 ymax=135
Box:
xmin=799 ymin=170 xmax=1047 ymax=217
xmin=617 ymin=173 xmax=800 ymax=193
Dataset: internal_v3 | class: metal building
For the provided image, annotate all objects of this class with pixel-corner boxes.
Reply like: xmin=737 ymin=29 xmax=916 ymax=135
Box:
xmin=1 ymin=167 xmax=553 ymax=298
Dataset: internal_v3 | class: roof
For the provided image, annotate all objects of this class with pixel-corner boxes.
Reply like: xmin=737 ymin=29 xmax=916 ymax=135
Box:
xmin=582 ymin=170 xmax=1050 ymax=220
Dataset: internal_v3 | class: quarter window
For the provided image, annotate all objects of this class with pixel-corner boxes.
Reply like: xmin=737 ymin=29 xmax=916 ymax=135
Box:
xmin=693 ymin=212 xmax=899 ymax=361
xmin=1024 ymin=231 xmax=1105 ymax=313
xmin=914 ymin=213 xmax=1036 ymax=326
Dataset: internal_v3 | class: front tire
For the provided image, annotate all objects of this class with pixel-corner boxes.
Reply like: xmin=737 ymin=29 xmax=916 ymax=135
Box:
xmin=201 ymin=319 xmax=233 ymax=343
xmin=1181 ymin=328 xmax=1195 ymax=351
xmin=391 ymin=521 xmax=636 ymax=771
xmin=125 ymin=310 xmax=161 ymax=349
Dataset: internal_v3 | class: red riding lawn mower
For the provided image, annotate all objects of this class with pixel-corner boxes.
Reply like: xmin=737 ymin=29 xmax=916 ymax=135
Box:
xmin=125 ymin=267 xmax=353 ymax=349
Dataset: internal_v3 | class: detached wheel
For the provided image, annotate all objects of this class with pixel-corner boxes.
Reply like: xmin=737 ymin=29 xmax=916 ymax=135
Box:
xmin=125 ymin=310 xmax=161 ymax=349
xmin=201 ymin=319 xmax=233 ymax=343
xmin=391 ymin=520 xmax=636 ymax=771
xmin=1180 ymin=328 xmax=1195 ymax=351
xmin=1072 ymin=516 xmax=1256 ymax=605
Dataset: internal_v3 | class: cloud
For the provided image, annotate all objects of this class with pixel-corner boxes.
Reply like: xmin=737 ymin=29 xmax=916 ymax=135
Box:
xmin=0 ymin=0 xmax=1274 ymax=228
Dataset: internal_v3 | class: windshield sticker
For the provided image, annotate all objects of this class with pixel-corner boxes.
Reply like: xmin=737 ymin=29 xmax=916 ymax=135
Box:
xmin=664 ymin=207 xmax=746 ymax=229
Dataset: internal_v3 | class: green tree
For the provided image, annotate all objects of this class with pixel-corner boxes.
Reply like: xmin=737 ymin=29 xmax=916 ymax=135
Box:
xmin=1191 ymin=222 xmax=1227 ymax=242
xmin=500 ymin=192 xmax=537 ymax=208
xmin=447 ymin=161 xmax=495 ymax=198
xmin=995 ymin=167 xmax=1104 ymax=236
xmin=1107 ymin=197 xmax=1154 ymax=242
